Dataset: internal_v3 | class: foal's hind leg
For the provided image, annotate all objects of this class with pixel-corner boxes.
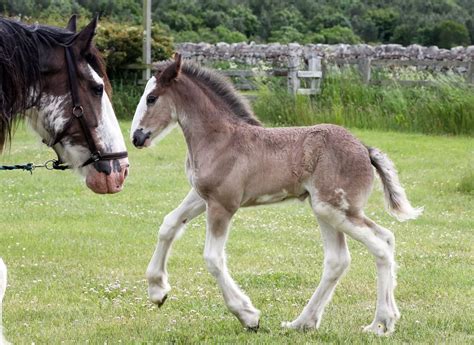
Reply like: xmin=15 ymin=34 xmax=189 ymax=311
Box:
xmin=146 ymin=189 xmax=206 ymax=306
xmin=282 ymin=218 xmax=351 ymax=330
xmin=315 ymin=204 xmax=400 ymax=335
xmin=204 ymin=201 xmax=260 ymax=329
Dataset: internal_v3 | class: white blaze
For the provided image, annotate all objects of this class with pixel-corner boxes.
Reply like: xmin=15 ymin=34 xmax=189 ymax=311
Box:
xmin=131 ymin=76 xmax=156 ymax=137
xmin=88 ymin=66 xmax=126 ymax=153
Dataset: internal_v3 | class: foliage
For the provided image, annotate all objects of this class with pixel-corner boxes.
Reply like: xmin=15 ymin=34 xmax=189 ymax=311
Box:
xmin=253 ymin=68 xmax=474 ymax=136
xmin=432 ymin=20 xmax=471 ymax=48
xmin=1 ymin=124 xmax=473 ymax=343
xmin=269 ymin=26 xmax=305 ymax=44
xmin=95 ymin=21 xmax=173 ymax=76
xmin=311 ymin=26 xmax=362 ymax=44
xmin=1 ymin=0 xmax=473 ymax=45
xmin=174 ymin=25 xmax=247 ymax=44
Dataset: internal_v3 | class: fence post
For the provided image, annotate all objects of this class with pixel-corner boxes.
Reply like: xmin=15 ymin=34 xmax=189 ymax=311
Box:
xmin=467 ymin=61 xmax=474 ymax=85
xmin=287 ymin=55 xmax=300 ymax=95
xmin=358 ymin=57 xmax=372 ymax=84
xmin=308 ymin=55 xmax=322 ymax=94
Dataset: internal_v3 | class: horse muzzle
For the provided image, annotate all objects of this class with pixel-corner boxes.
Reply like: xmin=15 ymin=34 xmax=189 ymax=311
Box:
xmin=85 ymin=157 xmax=129 ymax=194
xmin=132 ymin=128 xmax=151 ymax=148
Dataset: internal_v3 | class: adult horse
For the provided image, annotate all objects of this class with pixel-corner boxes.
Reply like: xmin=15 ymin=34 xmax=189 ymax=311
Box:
xmin=0 ymin=15 xmax=129 ymax=192
xmin=0 ymin=15 xmax=129 ymax=342
xmin=131 ymin=54 xmax=422 ymax=335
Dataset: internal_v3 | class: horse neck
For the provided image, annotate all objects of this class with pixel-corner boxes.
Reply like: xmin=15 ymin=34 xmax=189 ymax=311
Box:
xmin=171 ymin=81 xmax=236 ymax=154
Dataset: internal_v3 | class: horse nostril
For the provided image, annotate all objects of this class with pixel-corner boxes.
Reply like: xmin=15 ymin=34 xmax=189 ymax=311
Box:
xmin=93 ymin=160 xmax=112 ymax=175
xmin=132 ymin=128 xmax=150 ymax=147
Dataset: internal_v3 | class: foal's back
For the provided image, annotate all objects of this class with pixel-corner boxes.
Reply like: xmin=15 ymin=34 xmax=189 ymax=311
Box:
xmin=235 ymin=123 xmax=374 ymax=210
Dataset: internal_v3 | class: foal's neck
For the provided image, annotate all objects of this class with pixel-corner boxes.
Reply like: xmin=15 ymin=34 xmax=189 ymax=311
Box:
xmin=172 ymin=81 xmax=239 ymax=152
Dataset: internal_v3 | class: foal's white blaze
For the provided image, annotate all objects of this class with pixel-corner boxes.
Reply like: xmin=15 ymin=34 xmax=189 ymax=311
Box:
xmin=88 ymin=66 xmax=127 ymax=153
xmin=130 ymin=76 xmax=156 ymax=137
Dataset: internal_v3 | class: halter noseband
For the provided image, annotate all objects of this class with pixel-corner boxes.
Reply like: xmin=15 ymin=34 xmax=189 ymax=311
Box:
xmin=50 ymin=47 xmax=128 ymax=168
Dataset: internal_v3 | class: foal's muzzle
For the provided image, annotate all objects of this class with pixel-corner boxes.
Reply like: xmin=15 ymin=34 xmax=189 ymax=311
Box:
xmin=132 ymin=128 xmax=151 ymax=148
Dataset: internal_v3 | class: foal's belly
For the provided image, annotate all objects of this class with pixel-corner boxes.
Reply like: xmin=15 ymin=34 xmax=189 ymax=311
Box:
xmin=241 ymin=189 xmax=309 ymax=207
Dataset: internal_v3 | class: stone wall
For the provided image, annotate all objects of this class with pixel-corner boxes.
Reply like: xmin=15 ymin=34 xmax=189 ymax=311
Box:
xmin=176 ymin=42 xmax=474 ymax=66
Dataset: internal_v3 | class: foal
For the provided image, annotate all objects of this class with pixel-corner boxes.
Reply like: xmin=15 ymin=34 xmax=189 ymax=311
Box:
xmin=131 ymin=54 xmax=422 ymax=335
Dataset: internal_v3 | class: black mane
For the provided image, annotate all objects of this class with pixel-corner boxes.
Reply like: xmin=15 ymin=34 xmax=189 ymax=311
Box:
xmin=157 ymin=60 xmax=262 ymax=126
xmin=0 ymin=17 xmax=109 ymax=151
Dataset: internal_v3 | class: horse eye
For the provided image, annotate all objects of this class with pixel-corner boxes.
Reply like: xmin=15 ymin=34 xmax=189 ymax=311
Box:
xmin=92 ymin=85 xmax=103 ymax=96
xmin=147 ymin=94 xmax=157 ymax=105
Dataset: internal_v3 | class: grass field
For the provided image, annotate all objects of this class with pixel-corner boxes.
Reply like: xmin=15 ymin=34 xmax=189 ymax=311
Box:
xmin=0 ymin=122 xmax=473 ymax=344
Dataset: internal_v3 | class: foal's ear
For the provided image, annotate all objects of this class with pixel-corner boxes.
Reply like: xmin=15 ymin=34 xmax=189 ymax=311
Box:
xmin=160 ymin=53 xmax=182 ymax=85
xmin=72 ymin=15 xmax=98 ymax=55
xmin=66 ymin=14 xmax=77 ymax=33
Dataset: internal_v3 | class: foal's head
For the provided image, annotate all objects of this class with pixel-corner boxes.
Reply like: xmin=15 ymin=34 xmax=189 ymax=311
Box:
xmin=130 ymin=54 xmax=182 ymax=148
xmin=0 ymin=16 xmax=129 ymax=193
xmin=131 ymin=53 xmax=261 ymax=148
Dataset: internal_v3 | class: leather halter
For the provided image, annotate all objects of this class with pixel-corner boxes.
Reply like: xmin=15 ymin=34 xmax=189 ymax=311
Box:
xmin=50 ymin=46 xmax=128 ymax=168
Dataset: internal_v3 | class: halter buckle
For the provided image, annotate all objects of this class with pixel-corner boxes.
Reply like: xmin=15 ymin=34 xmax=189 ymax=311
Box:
xmin=91 ymin=152 xmax=101 ymax=162
xmin=72 ymin=105 xmax=84 ymax=117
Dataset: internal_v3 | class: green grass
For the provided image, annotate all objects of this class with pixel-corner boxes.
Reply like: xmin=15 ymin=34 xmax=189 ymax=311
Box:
xmin=1 ymin=122 xmax=473 ymax=343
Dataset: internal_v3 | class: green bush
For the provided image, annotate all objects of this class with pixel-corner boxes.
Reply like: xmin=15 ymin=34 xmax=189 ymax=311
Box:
xmin=433 ymin=20 xmax=471 ymax=48
xmin=95 ymin=21 xmax=174 ymax=77
xmin=269 ymin=26 xmax=305 ymax=43
xmin=317 ymin=25 xmax=361 ymax=44
xmin=174 ymin=26 xmax=246 ymax=43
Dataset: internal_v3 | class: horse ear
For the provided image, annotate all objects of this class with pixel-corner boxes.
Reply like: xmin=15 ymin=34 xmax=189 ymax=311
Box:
xmin=160 ymin=53 xmax=182 ymax=85
xmin=174 ymin=53 xmax=182 ymax=72
xmin=73 ymin=15 xmax=98 ymax=55
xmin=66 ymin=14 xmax=77 ymax=33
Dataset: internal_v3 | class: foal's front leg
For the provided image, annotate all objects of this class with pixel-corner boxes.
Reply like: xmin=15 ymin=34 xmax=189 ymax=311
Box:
xmin=146 ymin=189 xmax=206 ymax=306
xmin=204 ymin=202 xmax=261 ymax=330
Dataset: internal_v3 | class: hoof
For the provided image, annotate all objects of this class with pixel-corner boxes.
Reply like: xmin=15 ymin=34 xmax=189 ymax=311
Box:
xmin=148 ymin=284 xmax=171 ymax=306
xmin=281 ymin=319 xmax=318 ymax=331
xmin=246 ymin=320 xmax=260 ymax=332
xmin=157 ymin=294 xmax=168 ymax=308
xmin=362 ymin=321 xmax=393 ymax=336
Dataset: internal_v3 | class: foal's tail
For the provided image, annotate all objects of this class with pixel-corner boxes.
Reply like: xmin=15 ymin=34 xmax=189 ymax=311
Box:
xmin=367 ymin=147 xmax=423 ymax=221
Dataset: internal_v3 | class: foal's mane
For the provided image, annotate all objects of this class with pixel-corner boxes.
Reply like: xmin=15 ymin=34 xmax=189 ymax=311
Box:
xmin=0 ymin=17 xmax=109 ymax=151
xmin=158 ymin=60 xmax=262 ymax=126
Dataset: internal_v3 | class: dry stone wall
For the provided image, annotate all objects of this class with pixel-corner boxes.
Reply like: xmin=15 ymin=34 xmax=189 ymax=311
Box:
xmin=176 ymin=42 xmax=474 ymax=66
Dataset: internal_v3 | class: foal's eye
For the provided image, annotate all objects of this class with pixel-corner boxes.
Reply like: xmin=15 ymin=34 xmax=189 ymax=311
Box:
xmin=92 ymin=85 xmax=104 ymax=96
xmin=147 ymin=94 xmax=157 ymax=105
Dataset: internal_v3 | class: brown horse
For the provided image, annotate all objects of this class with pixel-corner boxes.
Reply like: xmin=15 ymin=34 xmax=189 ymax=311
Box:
xmin=131 ymin=54 xmax=422 ymax=335
xmin=0 ymin=15 xmax=129 ymax=194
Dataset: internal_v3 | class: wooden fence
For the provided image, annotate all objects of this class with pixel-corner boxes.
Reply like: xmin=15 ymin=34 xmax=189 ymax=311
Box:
xmin=216 ymin=57 xmax=474 ymax=96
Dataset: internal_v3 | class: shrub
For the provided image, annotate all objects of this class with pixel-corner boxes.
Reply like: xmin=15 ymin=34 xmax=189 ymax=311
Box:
xmin=305 ymin=26 xmax=361 ymax=44
xmin=269 ymin=26 xmax=305 ymax=43
xmin=174 ymin=26 xmax=247 ymax=43
xmin=433 ymin=20 xmax=470 ymax=48
xmin=95 ymin=21 xmax=174 ymax=77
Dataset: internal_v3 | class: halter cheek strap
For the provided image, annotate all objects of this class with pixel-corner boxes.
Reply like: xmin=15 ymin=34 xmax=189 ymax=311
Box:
xmin=53 ymin=46 xmax=128 ymax=168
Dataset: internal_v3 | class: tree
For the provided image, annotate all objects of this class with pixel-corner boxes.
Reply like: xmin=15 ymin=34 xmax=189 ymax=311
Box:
xmin=310 ymin=26 xmax=361 ymax=44
xmin=433 ymin=20 xmax=470 ymax=48
xmin=269 ymin=26 xmax=304 ymax=43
